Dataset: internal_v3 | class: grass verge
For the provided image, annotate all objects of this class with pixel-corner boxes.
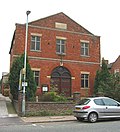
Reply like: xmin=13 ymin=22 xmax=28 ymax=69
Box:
xmin=6 ymin=101 xmax=16 ymax=114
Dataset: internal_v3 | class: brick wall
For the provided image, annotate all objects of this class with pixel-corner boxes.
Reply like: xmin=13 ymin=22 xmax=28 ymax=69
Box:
xmin=26 ymin=102 xmax=74 ymax=115
xmin=13 ymin=92 xmax=81 ymax=116
xmin=13 ymin=100 xmax=74 ymax=115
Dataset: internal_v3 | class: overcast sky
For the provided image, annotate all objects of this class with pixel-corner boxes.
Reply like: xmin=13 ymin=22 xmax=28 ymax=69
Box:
xmin=0 ymin=0 xmax=120 ymax=78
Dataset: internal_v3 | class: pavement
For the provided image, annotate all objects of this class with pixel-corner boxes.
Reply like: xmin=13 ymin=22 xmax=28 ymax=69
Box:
xmin=0 ymin=93 xmax=76 ymax=123
xmin=0 ymin=93 xmax=18 ymax=118
xmin=21 ymin=115 xmax=76 ymax=123
xmin=0 ymin=94 xmax=8 ymax=118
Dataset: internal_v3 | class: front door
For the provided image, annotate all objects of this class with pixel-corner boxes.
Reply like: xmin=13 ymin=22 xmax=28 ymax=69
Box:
xmin=102 ymin=98 xmax=120 ymax=117
xmin=51 ymin=66 xmax=71 ymax=97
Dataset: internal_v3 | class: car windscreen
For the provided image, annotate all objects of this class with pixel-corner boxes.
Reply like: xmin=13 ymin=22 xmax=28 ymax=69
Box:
xmin=77 ymin=99 xmax=90 ymax=105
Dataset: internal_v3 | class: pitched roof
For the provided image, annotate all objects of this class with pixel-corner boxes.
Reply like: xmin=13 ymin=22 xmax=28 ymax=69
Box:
xmin=114 ymin=55 xmax=120 ymax=62
xmin=29 ymin=12 xmax=93 ymax=35
xmin=107 ymin=55 xmax=120 ymax=69
xmin=9 ymin=31 xmax=15 ymax=54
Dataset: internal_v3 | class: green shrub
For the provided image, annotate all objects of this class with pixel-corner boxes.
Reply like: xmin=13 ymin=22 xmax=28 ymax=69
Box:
xmin=4 ymin=89 xmax=10 ymax=96
xmin=54 ymin=94 xmax=67 ymax=102
xmin=40 ymin=92 xmax=67 ymax=102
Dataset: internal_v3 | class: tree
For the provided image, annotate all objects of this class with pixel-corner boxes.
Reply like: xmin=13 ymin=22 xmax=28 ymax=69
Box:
xmin=106 ymin=73 xmax=120 ymax=101
xmin=94 ymin=59 xmax=120 ymax=101
xmin=94 ymin=59 xmax=111 ymax=96
xmin=9 ymin=54 xmax=37 ymax=100
xmin=94 ymin=70 xmax=101 ymax=94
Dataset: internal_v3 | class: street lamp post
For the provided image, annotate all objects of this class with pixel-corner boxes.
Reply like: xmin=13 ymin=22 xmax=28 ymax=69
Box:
xmin=22 ymin=10 xmax=31 ymax=116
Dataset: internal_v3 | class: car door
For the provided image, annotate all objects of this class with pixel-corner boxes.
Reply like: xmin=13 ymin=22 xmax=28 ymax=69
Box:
xmin=102 ymin=98 xmax=120 ymax=117
xmin=93 ymin=99 xmax=107 ymax=118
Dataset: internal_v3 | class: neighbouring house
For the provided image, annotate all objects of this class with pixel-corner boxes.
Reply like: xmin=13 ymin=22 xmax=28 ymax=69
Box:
xmin=9 ymin=12 xmax=101 ymax=98
xmin=1 ymin=72 xmax=10 ymax=96
xmin=108 ymin=55 xmax=120 ymax=74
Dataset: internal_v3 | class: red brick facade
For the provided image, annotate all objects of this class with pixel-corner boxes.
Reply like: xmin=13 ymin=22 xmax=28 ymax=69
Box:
xmin=9 ymin=12 xmax=100 ymax=97
xmin=109 ymin=56 xmax=120 ymax=74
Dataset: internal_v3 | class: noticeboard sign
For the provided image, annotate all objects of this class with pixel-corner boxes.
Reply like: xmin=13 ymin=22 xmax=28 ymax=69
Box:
xmin=42 ymin=84 xmax=48 ymax=92
xmin=22 ymin=82 xmax=28 ymax=87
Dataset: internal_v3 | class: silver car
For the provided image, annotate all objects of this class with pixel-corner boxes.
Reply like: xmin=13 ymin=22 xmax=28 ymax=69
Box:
xmin=73 ymin=97 xmax=120 ymax=123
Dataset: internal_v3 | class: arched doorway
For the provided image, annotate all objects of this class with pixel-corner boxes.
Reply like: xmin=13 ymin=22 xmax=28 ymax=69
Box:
xmin=51 ymin=66 xmax=71 ymax=97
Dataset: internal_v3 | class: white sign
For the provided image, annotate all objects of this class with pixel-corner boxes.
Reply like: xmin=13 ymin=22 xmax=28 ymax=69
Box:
xmin=22 ymin=82 xmax=28 ymax=87
xmin=42 ymin=86 xmax=48 ymax=92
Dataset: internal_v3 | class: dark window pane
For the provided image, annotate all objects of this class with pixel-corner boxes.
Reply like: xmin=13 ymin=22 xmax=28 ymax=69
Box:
xmin=31 ymin=42 xmax=35 ymax=50
xmin=61 ymin=40 xmax=65 ymax=44
xmin=56 ymin=39 xmax=60 ymax=44
xmin=85 ymin=44 xmax=88 ymax=48
xmin=81 ymin=48 xmax=84 ymax=55
xmin=56 ymin=44 xmax=60 ymax=52
xmin=61 ymin=45 xmax=65 ymax=53
xmin=52 ymin=72 xmax=60 ymax=77
xmin=62 ymin=72 xmax=71 ymax=78
xmin=35 ymin=78 xmax=39 ymax=86
xmin=36 ymin=42 xmax=40 ymax=50
xmin=85 ymin=80 xmax=88 ymax=87
xmin=103 ymin=98 xmax=118 ymax=106
xmin=32 ymin=36 xmax=35 ymax=41
xmin=85 ymin=74 xmax=88 ymax=79
xmin=78 ymin=99 xmax=90 ymax=105
xmin=81 ymin=74 xmax=89 ymax=88
xmin=36 ymin=36 xmax=40 ymax=41
xmin=85 ymin=48 xmax=88 ymax=55
xmin=94 ymin=99 xmax=105 ymax=105
xmin=81 ymin=74 xmax=84 ymax=78
xmin=81 ymin=80 xmax=84 ymax=87
xmin=35 ymin=71 xmax=39 ymax=76
xmin=33 ymin=71 xmax=39 ymax=86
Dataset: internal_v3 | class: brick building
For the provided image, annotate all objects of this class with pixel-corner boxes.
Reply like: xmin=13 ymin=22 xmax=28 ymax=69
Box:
xmin=9 ymin=12 xmax=100 ymax=98
xmin=1 ymin=72 xmax=10 ymax=96
xmin=108 ymin=56 xmax=120 ymax=74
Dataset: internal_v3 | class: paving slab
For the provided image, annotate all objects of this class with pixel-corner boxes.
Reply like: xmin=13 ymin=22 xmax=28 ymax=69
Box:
xmin=21 ymin=115 xmax=76 ymax=123
xmin=0 ymin=94 xmax=18 ymax=118
xmin=0 ymin=94 xmax=8 ymax=118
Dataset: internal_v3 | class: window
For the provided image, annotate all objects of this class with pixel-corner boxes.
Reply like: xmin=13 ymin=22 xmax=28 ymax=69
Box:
xmin=81 ymin=74 xmax=89 ymax=88
xmin=81 ymin=42 xmax=89 ymax=56
xmin=114 ymin=69 xmax=119 ymax=74
xmin=78 ymin=99 xmax=91 ymax=105
xmin=33 ymin=71 xmax=40 ymax=86
xmin=103 ymin=98 xmax=119 ymax=106
xmin=56 ymin=39 xmax=66 ymax=54
xmin=31 ymin=36 xmax=40 ymax=51
xmin=94 ymin=99 xmax=105 ymax=106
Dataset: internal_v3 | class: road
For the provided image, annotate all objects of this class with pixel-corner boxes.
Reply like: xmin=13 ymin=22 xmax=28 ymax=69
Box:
xmin=0 ymin=119 xmax=120 ymax=132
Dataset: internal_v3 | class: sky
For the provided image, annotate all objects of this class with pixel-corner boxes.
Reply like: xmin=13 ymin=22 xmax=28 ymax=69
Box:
xmin=0 ymin=0 xmax=120 ymax=78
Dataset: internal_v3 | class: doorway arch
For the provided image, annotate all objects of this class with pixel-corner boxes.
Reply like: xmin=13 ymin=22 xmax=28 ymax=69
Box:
xmin=51 ymin=66 xmax=71 ymax=97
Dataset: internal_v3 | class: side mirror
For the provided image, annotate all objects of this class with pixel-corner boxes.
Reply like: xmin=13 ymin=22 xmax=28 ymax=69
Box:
xmin=117 ymin=103 xmax=120 ymax=106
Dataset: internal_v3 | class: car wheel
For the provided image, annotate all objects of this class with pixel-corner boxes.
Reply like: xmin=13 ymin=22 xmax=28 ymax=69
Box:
xmin=88 ymin=112 xmax=98 ymax=123
xmin=76 ymin=117 xmax=84 ymax=121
